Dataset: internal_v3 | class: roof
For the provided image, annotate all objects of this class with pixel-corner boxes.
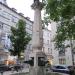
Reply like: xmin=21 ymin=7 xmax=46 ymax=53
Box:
xmin=0 ymin=2 xmax=33 ymax=23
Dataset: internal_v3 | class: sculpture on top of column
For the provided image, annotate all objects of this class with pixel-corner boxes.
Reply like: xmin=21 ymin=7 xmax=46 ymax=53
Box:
xmin=32 ymin=0 xmax=44 ymax=10
xmin=34 ymin=0 xmax=39 ymax=3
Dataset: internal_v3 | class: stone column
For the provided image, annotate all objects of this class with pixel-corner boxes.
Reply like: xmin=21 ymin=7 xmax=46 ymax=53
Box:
xmin=28 ymin=1 xmax=46 ymax=75
xmin=31 ymin=0 xmax=44 ymax=52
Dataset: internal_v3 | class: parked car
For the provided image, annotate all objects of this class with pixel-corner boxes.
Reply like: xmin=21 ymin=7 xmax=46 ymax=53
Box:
xmin=68 ymin=65 xmax=75 ymax=75
xmin=51 ymin=65 xmax=70 ymax=74
xmin=0 ymin=64 xmax=11 ymax=72
xmin=12 ymin=64 xmax=24 ymax=72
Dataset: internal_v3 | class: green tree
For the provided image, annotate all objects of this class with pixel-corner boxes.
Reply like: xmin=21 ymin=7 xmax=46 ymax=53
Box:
xmin=44 ymin=0 xmax=75 ymax=65
xmin=44 ymin=0 xmax=75 ymax=44
xmin=44 ymin=0 xmax=75 ymax=21
xmin=9 ymin=19 xmax=31 ymax=59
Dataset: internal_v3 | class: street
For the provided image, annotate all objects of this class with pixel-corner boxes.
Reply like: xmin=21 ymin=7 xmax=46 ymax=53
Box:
xmin=0 ymin=68 xmax=69 ymax=75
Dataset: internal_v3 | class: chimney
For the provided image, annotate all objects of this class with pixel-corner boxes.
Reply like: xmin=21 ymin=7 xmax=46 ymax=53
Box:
xmin=18 ymin=13 xmax=24 ymax=16
xmin=11 ymin=8 xmax=17 ymax=12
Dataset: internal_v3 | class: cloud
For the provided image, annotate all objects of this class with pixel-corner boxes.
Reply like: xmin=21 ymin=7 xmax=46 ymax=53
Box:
xmin=7 ymin=0 xmax=34 ymax=20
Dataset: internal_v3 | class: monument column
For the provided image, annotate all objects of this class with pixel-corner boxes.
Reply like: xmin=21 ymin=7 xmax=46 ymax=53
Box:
xmin=31 ymin=0 xmax=44 ymax=52
xmin=24 ymin=1 xmax=47 ymax=75
xmin=28 ymin=0 xmax=46 ymax=75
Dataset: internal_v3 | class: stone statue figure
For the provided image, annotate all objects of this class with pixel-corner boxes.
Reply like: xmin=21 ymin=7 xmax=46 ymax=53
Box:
xmin=34 ymin=0 xmax=39 ymax=3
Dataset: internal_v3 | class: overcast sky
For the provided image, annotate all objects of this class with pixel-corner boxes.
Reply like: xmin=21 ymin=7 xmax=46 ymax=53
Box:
xmin=7 ymin=0 xmax=51 ymax=30
xmin=7 ymin=0 xmax=34 ymax=21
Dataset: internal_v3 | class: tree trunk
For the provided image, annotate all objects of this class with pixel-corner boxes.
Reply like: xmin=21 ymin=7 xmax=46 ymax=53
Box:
xmin=70 ymin=39 xmax=74 ymax=65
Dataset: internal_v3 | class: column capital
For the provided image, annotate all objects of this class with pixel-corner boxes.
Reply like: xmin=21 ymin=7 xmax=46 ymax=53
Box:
xmin=31 ymin=2 xmax=44 ymax=10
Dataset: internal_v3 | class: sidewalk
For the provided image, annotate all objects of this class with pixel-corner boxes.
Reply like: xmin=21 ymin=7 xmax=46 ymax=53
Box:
xmin=0 ymin=69 xmax=69 ymax=75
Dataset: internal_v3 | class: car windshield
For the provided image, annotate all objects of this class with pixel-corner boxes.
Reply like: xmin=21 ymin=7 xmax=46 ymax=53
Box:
xmin=55 ymin=66 xmax=66 ymax=69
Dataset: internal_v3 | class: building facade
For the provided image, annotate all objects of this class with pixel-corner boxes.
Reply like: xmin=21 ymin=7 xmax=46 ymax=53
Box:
xmin=0 ymin=1 xmax=33 ymax=64
xmin=50 ymin=22 xmax=75 ymax=66
xmin=42 ymin=28 xmax=53 ymax=64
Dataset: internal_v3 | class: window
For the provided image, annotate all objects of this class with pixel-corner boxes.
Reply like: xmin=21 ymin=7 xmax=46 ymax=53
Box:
xmin=3 ymin=24 xmax=10 ymax=32
xmin=59 ymin=58 xmax=66 ymax=64
xmin=47 ymin=33 xmax=49 ymax=37
xmin=59 ymin=49 xmax=65 ymax=56
xmin=0 ymin=8 xmax=2 ymax=10
xmin=11 ymin=16 xmax=18 ymax=23
xmin=0 ymin=22 xmax=3 ymax=29
xmin=29 ymin=44 xmax=32 ymax=50
xmin=2 ymin=11 xmax=6 ymax=16
xmin=26 ymin=24 xmax=32 ymax=30
xmin=51 ymin=49 xmax=52 ymax=54
xmin=26 ymin=28 xmax=32 ymax=35
xmin=48 ymin=48 xmax=50 ymax=53
xmin=59 ymin=45 xmax=65 ymax=56
xmin=42 ymin=47 xmax=45 ymax=52
xmin=3 ymin=11 xmax=11 ymax=20
xmin=48 ymin=48 xmax=52 ymax=54
xmin=11 ymin=16 xmax=15 ymax=22
xmin=0 ymin=11 xmax=10 ymax=20
xmin=0 ymin=8 xmax=2 ymax=14
xmin=47 ymin=40 xmax=49 ymax=45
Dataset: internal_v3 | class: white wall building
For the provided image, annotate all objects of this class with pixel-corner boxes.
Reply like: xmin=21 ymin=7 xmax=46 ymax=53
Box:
xmin=43 ymin=28 xmax=53 ymax=64
xmin=51 ymin=22 xmax=75 ymax=66
xmin=0 ymin=0 xmax=33 ymax=64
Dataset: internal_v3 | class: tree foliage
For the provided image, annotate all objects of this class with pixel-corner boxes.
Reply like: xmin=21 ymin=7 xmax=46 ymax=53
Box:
xmin=44 ymin=0 xmax=75 ymax=48
xmin=44 ymin=0 xmax=75 ymax=21
xmin=9 ymin=19 xmax=31 ymax=58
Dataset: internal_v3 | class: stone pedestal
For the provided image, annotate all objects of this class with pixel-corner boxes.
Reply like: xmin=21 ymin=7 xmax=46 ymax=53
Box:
xmin=29 ymin=52 xmax=46 ymax=75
